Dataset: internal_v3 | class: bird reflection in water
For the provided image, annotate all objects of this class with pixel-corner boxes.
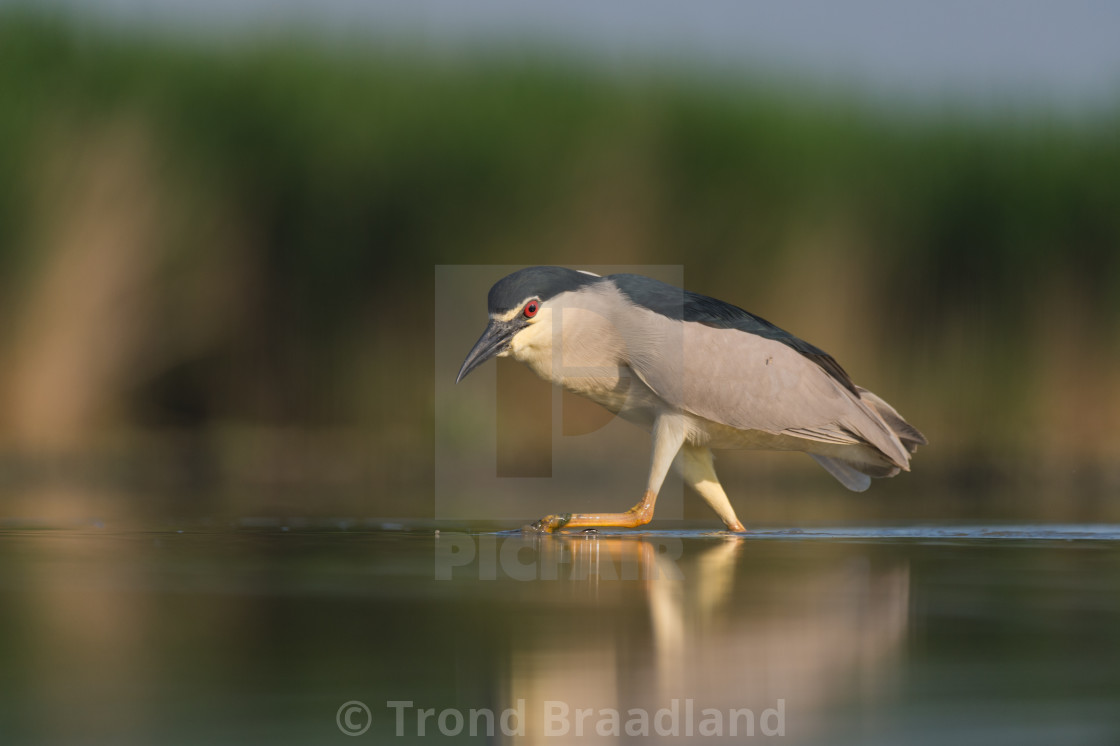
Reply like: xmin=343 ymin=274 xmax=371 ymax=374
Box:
xmin=501 ymin=534 xmax=909 ymax=744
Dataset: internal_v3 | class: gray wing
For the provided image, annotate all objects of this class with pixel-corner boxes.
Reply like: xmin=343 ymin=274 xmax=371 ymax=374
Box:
xmin=619 ymin=311 xmax=911 ymax=468
xmin=609 ymin=273 xmax=859 ymax=394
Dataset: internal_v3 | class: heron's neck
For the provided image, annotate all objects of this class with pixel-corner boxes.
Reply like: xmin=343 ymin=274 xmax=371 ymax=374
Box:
xmin=509 ymin=311 xmax=632 ymax=412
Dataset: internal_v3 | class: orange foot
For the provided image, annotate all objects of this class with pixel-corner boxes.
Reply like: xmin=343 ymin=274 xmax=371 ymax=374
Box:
xmin=524 ymin=492 xmax=657 ymax=533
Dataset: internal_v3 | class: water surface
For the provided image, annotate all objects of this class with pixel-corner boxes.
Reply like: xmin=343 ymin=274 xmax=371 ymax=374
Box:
xmin=1 ymin=524 xmax=1118 ymax=744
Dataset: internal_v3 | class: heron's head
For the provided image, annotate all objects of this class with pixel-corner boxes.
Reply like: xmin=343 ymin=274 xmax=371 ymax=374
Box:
xmin=456 ymin=267 xmax=600 ymax=383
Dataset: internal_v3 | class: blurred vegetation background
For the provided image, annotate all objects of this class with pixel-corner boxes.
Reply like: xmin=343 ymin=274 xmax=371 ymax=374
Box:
xmin=1 ymin=11 xmax=1118 ymax=526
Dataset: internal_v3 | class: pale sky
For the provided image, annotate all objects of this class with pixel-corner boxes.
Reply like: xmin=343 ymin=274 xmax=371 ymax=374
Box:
xmin=23 ymin=0 xmax=1120 ymax=111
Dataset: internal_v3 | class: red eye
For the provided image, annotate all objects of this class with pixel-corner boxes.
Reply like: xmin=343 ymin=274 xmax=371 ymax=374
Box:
xmin=523 ymin=300 xmax=539 ymax=318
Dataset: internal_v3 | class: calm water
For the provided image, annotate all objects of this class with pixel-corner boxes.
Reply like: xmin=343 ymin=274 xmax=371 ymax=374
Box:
xmin=2 ymin=524 xmax=1119 ymax=744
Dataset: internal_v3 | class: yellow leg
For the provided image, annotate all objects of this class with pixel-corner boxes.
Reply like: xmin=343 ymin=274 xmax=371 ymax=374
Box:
xmin=526 ymin=413 xmax=686 ymax=533
xmin=674 ymin=445 xmax=746 ymax=532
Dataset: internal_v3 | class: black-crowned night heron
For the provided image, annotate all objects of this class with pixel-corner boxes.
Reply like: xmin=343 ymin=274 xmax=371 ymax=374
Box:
xmin=456 ymin=267 xmax=926 ymax=532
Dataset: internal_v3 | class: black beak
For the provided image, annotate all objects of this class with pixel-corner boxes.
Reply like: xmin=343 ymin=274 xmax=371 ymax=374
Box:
xmin=456 ymin=319 xmax=517 ymax=383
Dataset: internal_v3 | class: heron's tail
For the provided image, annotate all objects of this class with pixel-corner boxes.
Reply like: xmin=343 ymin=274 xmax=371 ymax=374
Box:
xmin=811 ymin=388 xmax=927 ymax=492
xmin=856 ymin=387 xmax=928 ymax=455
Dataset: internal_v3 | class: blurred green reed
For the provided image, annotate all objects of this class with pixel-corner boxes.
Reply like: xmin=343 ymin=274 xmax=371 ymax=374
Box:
xmin=0 ymin=13 xmax=1118 ymax=519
